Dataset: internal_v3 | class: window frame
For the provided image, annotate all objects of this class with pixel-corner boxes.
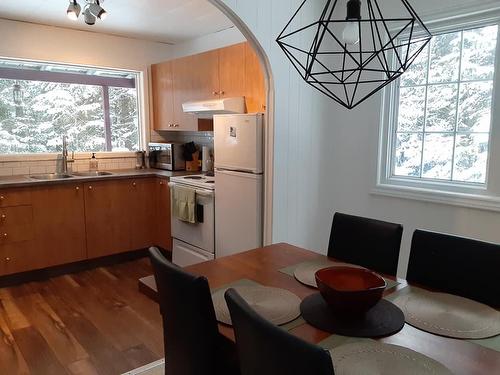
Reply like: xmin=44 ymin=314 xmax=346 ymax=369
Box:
xmin=0 ymin=57 xmax=144 ymax=155
xmin=376 ymin=13 xmax=500 ymax=210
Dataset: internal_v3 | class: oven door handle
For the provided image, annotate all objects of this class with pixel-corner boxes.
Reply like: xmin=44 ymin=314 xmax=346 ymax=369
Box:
xmin=168 ymin=182 xmax=214 ymax=198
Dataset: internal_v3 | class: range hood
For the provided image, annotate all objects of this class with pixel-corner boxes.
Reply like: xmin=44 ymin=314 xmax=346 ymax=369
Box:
xmin=182 ymin=97 xmax=245 ymax=119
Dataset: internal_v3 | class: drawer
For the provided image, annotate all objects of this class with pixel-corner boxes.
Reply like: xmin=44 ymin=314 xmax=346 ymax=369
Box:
xmin=0 ymin=241 xmax=41 ymax=276
xmin=0 ymin=188 xmax=32 ymax=207
xmin=0 ymin=205 xmax=34 ymax=227
xmin=0 ymin=224 xmax=34 ymax=244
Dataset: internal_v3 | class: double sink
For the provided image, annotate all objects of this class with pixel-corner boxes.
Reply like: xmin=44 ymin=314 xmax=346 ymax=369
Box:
xmin=30 ymin=171 xmax=114 ymax=180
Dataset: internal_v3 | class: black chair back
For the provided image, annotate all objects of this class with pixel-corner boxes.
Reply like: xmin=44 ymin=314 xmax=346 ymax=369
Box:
xmin=149 ymin=247 xmax=238 ymax=375
xmin=224 ymin=288 xmax=335 ymax=375
xmin=407 ymin=230 xmax=500 ymax=307
xmin=328 ymin=212 xmax=403 ymax=276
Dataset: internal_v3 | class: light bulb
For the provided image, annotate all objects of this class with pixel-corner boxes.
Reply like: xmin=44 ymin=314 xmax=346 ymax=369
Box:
xmin=66 ymin=1 xmax=81 ymax=21
xmin=342 ymin=21 xmax=360 ymax=45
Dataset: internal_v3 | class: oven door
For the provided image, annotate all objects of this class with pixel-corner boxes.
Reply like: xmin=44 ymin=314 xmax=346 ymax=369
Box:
xmin=170 ymin=183 xmax=215 ymax=253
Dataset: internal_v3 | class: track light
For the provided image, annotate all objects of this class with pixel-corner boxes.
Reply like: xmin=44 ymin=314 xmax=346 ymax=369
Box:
xmin=83 ymin=7 xmax=96 ymax=25
xmin=65 ymin=0 xmax=107 ymax=25
xmin=67 ymin=0 xmax=81 ymax=21
xmin=88 ymin=1 xmax=107 ymax=20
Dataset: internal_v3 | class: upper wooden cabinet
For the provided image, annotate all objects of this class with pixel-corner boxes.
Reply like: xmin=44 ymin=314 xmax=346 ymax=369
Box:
xmin=219 ymin=43 xmax=246 ymax=99
xmin=151 ymin=61 xmax=175 ymax=131
xmin=151 ymin=42 xmax=266 ymax=131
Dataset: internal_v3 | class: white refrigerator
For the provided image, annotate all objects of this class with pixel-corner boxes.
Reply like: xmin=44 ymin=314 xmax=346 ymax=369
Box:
xmin=214 ymin=113 xmax=264 ymax=258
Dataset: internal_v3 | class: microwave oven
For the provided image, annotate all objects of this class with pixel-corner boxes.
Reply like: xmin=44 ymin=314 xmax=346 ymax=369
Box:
xmin=149 ymin=142 xmax=185 ymax=171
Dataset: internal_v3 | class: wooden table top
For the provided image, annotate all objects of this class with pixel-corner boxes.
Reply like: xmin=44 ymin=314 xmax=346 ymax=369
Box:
xmin=138 ymin=242 xmax=500 ymax=375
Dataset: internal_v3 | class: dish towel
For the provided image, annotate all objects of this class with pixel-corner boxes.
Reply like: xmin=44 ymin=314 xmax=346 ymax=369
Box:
xmin=172 ymin=185 xmax=196 ymax=223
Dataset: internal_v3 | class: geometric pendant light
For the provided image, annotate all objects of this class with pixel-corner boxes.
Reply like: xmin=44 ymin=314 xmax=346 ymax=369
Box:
xmin=276 ymin=0 xmax=432 ymax=109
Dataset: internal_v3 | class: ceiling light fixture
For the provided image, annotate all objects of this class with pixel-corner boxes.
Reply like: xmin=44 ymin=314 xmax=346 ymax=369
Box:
xmin=66 ymin=0 xmax=81 ymax=21
xmin=276 ymin=0 xmax=432 ymax=109
xmin=66 ymin=0 xmax=107 ymax=25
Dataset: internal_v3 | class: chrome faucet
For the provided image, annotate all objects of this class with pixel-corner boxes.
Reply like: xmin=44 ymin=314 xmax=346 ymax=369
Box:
xmin=61 ymin=135 xmax=74 ymax=174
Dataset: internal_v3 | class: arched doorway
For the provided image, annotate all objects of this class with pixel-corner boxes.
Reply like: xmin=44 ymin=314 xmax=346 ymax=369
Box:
xmin=208 ymin=0 xmax=275 ymax=245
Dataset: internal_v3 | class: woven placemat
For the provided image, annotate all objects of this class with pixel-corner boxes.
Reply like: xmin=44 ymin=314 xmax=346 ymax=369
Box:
xmin=279 ymin=259 xmax=399 ymax=290
xmin=211 ymin=280 xmax=301 ymax=326
xmin=328 ymin=342 xmax=453 ymax=375
xmin=391 ymin=286 xmax=500 ymax=339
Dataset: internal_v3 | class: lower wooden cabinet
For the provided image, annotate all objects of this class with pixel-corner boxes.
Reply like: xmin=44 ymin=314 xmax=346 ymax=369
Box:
xmin=130 ymin=178 xmax=157 ymax=251
xmin=32 ymin=183 xmax=87 ymax=267
xmin=156 ymin=178 xmax=172 ymax=251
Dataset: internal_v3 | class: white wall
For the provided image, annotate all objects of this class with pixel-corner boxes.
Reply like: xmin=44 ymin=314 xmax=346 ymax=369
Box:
xmin=0 ymin=18 xmax=174 ymax=148
xmin=219 ymin=0 xmax=500 ymax=277
xmin=170 ymin=26 xmax=245 ymax=58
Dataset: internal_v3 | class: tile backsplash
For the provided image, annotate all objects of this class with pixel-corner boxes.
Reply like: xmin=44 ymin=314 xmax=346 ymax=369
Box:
xmin=0 ymin=153 xmax=136 ymax=177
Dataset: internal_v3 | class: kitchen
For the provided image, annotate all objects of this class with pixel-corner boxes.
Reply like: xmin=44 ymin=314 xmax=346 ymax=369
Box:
xmin=1 ymin=1 xmax=500 ymax=375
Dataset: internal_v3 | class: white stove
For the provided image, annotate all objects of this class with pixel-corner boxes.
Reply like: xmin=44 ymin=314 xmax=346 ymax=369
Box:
xmin=170 ymin=173 xmax=215 ymax=190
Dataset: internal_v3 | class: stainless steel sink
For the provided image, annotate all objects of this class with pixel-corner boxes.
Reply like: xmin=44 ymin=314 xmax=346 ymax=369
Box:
xmin=72 ymin=171 xmax=114 ymax=177
xmin=30 ymin=173 xmax=74 ymax=180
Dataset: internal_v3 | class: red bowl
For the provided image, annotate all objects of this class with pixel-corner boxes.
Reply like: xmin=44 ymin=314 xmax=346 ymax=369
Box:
xmin=315 ymin=266 xmax=386 ymax=315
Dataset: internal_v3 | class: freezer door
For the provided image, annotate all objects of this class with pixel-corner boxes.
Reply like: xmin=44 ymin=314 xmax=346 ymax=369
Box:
xmin=215 ymin=170 xmax=263 ymax=258
xmin=214 ymin=113 xmax=263 ymax=173
xmin=172 ymin=239 xmax=215 ymax=267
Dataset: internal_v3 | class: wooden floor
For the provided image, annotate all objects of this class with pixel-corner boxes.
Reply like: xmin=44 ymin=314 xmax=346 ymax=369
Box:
xmin=0 ymin=257 xmax=164 ymax=375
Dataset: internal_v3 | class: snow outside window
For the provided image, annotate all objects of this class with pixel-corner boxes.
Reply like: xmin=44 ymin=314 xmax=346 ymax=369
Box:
xmin=0 ymin=60 xmax=140 ymax=154
xmin=393 ymin=25 xmax=498 ymax=185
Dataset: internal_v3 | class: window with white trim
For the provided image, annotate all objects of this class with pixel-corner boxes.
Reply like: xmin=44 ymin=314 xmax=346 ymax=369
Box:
xmin=0 ymin=59 xmax=141 ymax=154
xmin=378 ymin=19 xmax=500 ymax=203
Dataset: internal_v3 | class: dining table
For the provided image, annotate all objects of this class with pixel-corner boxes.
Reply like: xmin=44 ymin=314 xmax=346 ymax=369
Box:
xmin=138 ymin=242 xmax=500 ymax=375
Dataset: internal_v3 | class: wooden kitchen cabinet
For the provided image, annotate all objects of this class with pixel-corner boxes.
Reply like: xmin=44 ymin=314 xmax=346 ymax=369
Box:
xmin=192 ymin=49 xmax=220 ymax=100
xmin=32 ymin=183 xmax=87 ymax=267
xmin=151 ymin=61 xmax=175 ymax=130
xmin=245 ymin=42 xmax=266 ymax=113
xmin=130 ymin=178 xmax=157 ymax=250
xmin=219 ymin=42 xmax=247 ymax=99
xmin=156 ymin=178 xmax=172 ymax=251
xmin=172 ymin=55 xmax=198 ymax=131
xmin=84 ymin=179 xmax=133 ymax=258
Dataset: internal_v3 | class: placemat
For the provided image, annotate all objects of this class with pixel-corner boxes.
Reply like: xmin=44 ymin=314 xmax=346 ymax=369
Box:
xmin=300 ymin=293 xmax=405 ymax=338
xmin=279 ymin=259 xmax=399 ymax=289
xmin=386 ymin=286 xmax=500 ymax=352
xmin=391 ymin=286 xmax=500 ymax=339
xmin=328 ymin=342 xmax=453 ymax=375
xmin=211 ymin=279 xmax=301 ymax=327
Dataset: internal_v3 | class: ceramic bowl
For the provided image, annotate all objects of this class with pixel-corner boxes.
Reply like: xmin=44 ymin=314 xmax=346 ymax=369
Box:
xmin=315 ymin=266 xmax=386 ymax=315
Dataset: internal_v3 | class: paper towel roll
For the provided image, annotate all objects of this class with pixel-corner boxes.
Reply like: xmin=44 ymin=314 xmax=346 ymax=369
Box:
xmin=202 ymin=146 xmax=209 ymax=172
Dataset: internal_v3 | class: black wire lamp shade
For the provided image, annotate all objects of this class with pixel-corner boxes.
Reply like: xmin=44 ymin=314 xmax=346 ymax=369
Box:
xmin=276 ymin=0 xmax=432 ymax=109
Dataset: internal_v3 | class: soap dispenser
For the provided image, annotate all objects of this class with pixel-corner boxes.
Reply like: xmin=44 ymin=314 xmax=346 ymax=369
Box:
xmin=89 ymin=153 xmax=98 ymax=172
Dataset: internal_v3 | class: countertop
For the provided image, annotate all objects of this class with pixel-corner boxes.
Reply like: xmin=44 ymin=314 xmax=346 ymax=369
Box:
xmin=0 ymin=169 xmax=198 ymax=189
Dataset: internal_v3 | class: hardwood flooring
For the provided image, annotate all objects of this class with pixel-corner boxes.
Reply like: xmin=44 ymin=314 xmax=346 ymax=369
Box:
xmin=0 ymin=257 xmax=163 ymax=375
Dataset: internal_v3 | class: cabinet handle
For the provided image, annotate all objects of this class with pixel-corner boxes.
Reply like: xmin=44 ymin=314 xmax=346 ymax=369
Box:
xmin=213 ymin=91 xmax=219 ymax=96
xmin=220 ymin=91 xmax=225 ymax=95
xmin=174 ymin=124 xmax=179 ymax=128
xmin=0 ymin=196 xmax=4 ymax=201
xmin=168 ymin=124 xmax=173 ymax=127
xmin=76 ymin=186 xmax=80 ymax=191
xmin=133 ymin=182 xmax=137 ymax=187
xmin=1 ymin=214 xmax=5 ymax=220
xmin=159 ymin=181 xmax=163 ymax=185
xmin=88 ymin=186 xmax=93 ymax=190
xmin=5 ymin=257 xmax=10 ymax=262
xmin=2 ymin=233 xmax=7 ymax=238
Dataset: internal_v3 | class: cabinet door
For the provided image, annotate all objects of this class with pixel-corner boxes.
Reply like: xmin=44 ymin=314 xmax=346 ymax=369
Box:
xmin=219 ymin=43 xmax=246 ymax=99
xmin=192 ymin=49 xmax=220 ymax=100
xmin=32 ymin=184 xmax=87 ymax=267
xmin=156 ymin=178 xmax=172 ymax=251
xmin=151 ymin=61 xmax=175 ymax=130
xmin=245 ymin=42 xmax=267 ymax=113
xmin=172 ymin=55 xmax=198 ymax=131
xmin=130 ymin=178 xmax=156 ymax=250
xmin=84 ymin=180 xmax=133 ymax=258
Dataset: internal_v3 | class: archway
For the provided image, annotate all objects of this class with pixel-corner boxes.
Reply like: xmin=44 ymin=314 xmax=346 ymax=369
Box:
xmin=208 ymin=0 xmax=275 ymax=245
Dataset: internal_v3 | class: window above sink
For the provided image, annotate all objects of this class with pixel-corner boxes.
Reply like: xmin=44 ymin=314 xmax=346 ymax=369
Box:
xmin=0 ymin=58 xmax=142 ymax=155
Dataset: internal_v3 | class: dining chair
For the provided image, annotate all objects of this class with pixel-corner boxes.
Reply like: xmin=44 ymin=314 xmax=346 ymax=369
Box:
xmin=328 ymin=212 xmax=403 ymax=276
xmin=224 ymin=288 xmax=335 ymax=375
xmin=149 ymin=247 xmax=240 ymax=375
xmin=407 ymin=230 xmax=500 ymax=307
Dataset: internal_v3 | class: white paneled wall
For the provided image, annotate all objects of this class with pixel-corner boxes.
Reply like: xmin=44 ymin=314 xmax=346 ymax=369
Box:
xmin=219 ymin=0 xmax=500 ymax=277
